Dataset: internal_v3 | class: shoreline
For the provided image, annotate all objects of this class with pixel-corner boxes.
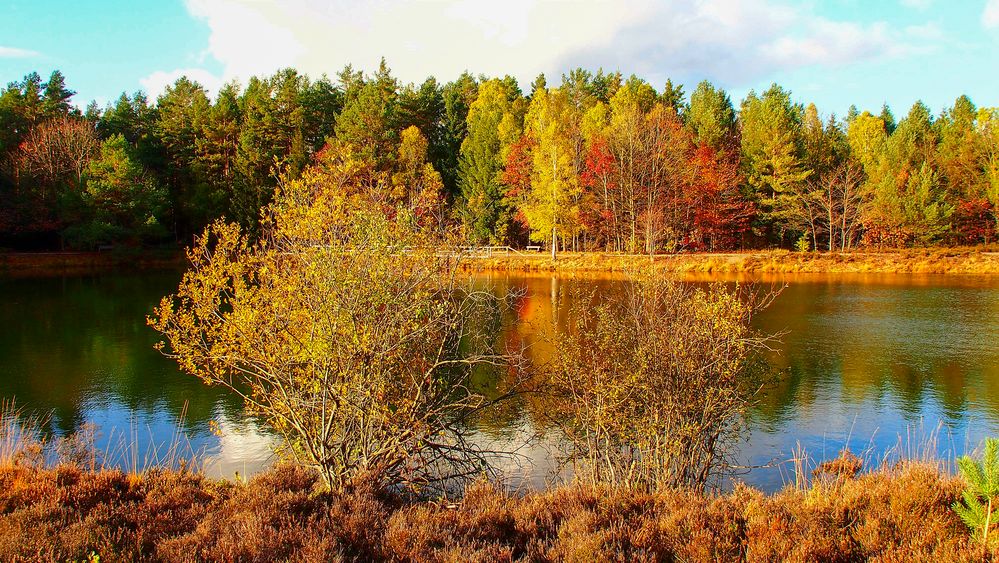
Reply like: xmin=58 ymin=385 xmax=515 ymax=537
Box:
xmin=458 ymin=248 xmax=999 ymax=275
xmin=5 ymin=248 xmax=999 ymax=277
xmin=0 ymin=250 xmax=184 ymax=276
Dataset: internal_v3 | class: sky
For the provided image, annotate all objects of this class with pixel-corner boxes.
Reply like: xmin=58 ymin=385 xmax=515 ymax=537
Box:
xmin=2 ymin=0 xmax=999 ymax=119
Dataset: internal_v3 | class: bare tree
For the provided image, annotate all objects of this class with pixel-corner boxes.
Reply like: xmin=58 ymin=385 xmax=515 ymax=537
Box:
xmin=812 ymin=161 xmax=867 ymax=251
xmin=11 ymin=117 xmax=99 ymax=199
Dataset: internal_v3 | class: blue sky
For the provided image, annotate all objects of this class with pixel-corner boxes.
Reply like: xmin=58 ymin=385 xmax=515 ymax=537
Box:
xmin=2 ymin=0 xmax=998 ymax=119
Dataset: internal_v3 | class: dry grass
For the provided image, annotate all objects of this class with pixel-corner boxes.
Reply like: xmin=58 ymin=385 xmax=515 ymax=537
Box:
xmin=0 ymin=457 xmax=990 ymax=562
xmin=461 ymin=247 xmax=999 ymax=275
xmin=6 ymin=247 xmax=998 ymax=277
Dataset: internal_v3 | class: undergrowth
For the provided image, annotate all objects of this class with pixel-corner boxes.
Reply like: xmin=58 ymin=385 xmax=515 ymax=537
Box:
xmin=0 ymin=454 xmax=991 ymax=561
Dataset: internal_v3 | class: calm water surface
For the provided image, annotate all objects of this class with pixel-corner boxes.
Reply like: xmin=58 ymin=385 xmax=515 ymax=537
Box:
xmin=2 ymin=269 xmax=998 ymax=491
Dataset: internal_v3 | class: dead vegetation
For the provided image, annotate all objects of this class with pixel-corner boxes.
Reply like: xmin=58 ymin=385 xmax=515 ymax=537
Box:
xmin=0 ymin=457 xmax=990 ymax=562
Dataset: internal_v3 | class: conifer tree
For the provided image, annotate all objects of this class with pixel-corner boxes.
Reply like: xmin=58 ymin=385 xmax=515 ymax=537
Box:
xmin=457 ymin=79 xmax=521 ymax=244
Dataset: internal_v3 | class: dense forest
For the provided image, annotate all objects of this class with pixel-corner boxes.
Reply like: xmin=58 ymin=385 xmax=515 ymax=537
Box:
xmin=1 ymin=61 xmax=997 ymax=252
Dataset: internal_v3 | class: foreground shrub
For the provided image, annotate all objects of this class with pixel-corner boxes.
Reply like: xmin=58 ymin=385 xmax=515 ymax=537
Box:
xmin=150 ymin=166 xmax=522 ymax=492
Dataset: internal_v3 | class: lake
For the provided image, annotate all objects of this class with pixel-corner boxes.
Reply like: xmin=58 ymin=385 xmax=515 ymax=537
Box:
xmin=2 ymin=269 xmax=998 ymax=491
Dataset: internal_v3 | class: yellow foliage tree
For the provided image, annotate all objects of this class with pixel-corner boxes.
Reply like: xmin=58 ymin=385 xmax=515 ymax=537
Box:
xmin=522 ymin=87 xmax=583 ymax=260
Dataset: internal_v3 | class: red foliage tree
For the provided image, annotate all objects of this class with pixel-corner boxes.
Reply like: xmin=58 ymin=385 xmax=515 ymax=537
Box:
xmin=579 ymin=136 xmax=618 ymax=250
xmin=685 ymin=144 xmax=753 ymax=250
xmin=952 ymin=198 xmax=996 ymax=245
xmin=500 ymin=136 xmax=535 ymax=244
xmin=500 ymin=136 xmax=534 ymax=199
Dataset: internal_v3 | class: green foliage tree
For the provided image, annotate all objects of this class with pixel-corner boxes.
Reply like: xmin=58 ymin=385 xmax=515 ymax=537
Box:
xmin=195 ymin=82 xmax=242 ymax=223
xmin=334 ymin=66 xmax=398 ymax=171
xmin=978 ymin=108 xmax=999 ymax=235
xmin=41 ymin=70 xmax=75 ymax=117
xmin=233 ymin=71 xmax=308 ymax=229
xmin=396 ymin=78 xmax=449 ymax=184
xmin=458 ymin=78 xmax=522 ymax=244
xmin=937 ymin=95 xmax=983 ymax=202
xmin=560 ymin=68 xmax=619 ymax=111
xmin=879 ymin=103 xmax=897 ymax=136
xmin=659 ymin=79 xmax=686 ymax=114
xmin=859 ymin=102 xmax=952 ymax=246
xmin=687 ymin=80 xmax=735 ymax=151
xmin=0 ymin=72 xmax=72 ymax=163
xmin=299 ymin=74 xmax=342 ymax=152
xmin=156 ymin=77 xmax=211 ymax=236
xmin=64 ymin=134 xmax=167 ymax=247
xmin=740 ymin=85 xmax=812 ymax=244
xmin=437 ymin=72 xmax=479 ymax=197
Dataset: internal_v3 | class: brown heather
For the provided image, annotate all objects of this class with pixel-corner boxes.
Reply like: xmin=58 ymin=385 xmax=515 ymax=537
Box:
xmin=0 ymin=458 xmax=992 ymax=562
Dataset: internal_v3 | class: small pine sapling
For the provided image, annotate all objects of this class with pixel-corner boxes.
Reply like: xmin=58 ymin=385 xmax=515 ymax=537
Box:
xmin=953 ymin=438 xmax=999 ymax=551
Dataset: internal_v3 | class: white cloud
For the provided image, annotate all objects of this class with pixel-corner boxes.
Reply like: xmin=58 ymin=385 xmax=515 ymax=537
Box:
xmin=171 ymin=0 xmax=931 ymax=91
xmin=0 ymin=46 xmax=40 ymax=58
xmin=181 ymin=0 xmax=639 ymax=88
xmin=140 ymin=68 xmax=224 ymax=100
xmin=904 ymin=22 xmax=944 ymax=42
xmin=561 ymin=0 xmax=925 ymax=87
xmin=185 ymin=0 xmax=307 ymax=80
xmin=985 ymin=0 xmax=999 ymax=29
xmin=761 ymin=21 xmax=896 ymax=69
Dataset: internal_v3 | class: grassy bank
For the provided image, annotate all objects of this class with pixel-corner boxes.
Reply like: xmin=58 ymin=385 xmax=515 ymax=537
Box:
xmin=0 ymin=457 xmax=988 ymax=562
xmin=6 ymin=248 xmax=999 ymax=277
xmin=460 ymin=248 xmax=999 ymax=275
xmin=0 ymin=250 xmax=183 ymax=276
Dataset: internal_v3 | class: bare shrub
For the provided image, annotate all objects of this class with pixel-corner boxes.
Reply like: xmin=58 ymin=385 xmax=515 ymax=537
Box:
xmin=546 ymin=275 xmax=776 ymax=490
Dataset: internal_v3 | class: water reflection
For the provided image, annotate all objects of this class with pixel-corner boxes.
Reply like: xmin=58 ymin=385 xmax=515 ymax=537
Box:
xmin=0 ymin=272 xmax=269 ymax=475
xmin=1 ymin=270 xmax=998 ymax=491
xmin=468 ymin=272 xmax=999 ymax=490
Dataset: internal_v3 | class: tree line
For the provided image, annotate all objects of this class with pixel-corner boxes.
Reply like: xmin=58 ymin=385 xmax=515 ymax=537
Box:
xmin=2 ymin=63 xmax=997 ymax=252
